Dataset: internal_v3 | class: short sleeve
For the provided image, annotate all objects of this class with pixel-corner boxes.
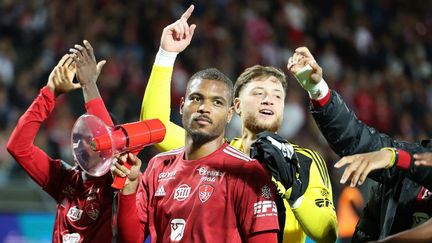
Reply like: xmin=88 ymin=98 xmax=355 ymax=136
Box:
xmin=232 ymin=161 xmax=279 ymax=237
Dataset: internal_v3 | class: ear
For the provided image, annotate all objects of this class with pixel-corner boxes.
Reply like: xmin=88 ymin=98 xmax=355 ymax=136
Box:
xmin=179 ymin=97 xmax=185 ymax=115
xmin=227 ymin=105 xmax=234 ymax=123
xmin=234 ymin=97 xmax=241 ymax=116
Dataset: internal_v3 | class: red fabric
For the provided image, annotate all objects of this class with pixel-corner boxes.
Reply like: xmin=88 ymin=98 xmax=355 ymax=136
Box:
xmin=7 ymin=86 xmax=114 ymax=242
xmin=118 ymin=193 xmax=145 ymax=243
xmin=117 ymin=144 xmax=279 ymax=242
xmin=311 ymin=89 xmax=331 ymax=107
xmin=85 ymin=97 xmax=114 ymax=126
xmin=396 ymin=149 xmax=411 ymax=170
xmin=247 ymin=230 xmax=278 ymax=243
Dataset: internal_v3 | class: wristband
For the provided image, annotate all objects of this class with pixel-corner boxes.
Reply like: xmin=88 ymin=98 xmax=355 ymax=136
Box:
xmin=294 ymin=64 xmax=329 ymax=100
xmin=380 ymin=147 xmax=397 ymax=168
xmin=154 ymin=47 xmax=178 ymax=67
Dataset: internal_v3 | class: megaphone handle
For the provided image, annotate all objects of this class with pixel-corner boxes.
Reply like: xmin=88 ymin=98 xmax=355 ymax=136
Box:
xmin=111 ymin=162 xmax=132 ymax=190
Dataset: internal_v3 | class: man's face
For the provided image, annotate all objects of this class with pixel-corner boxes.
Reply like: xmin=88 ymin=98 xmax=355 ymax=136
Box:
xmin=181 ymin=79 xmax=233 ymax=144
xmin=235 ymin=76 xmax=285 ymax=133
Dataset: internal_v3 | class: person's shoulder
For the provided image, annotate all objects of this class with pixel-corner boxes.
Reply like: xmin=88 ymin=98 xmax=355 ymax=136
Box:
xmin=221 ymin=145 xmax=270 ymax=179
xmin=154 ymin=147 xmax=184 ymax=159
xmin=148 ymin=147 xmax=184 ymax=169
xmin=221 ymin=145 xmax=253 ymax=163
xmin=292 ymin=143 xmax=324 ymax=161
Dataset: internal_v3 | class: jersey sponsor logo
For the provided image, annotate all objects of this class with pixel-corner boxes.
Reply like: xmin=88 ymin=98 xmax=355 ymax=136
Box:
xmin=174 ymin=184 xmax=191 ymax=201
xmin=253 ymin=201 xmax=278 ymax=218
xmin=67 ymin=206 xmax=83 ymax=222
xmin=197 ymin=167 xmax=223 ymax=182
xmin=85 ymin=202 xmax=100 ymax=220
xmin=155 ymin=185 xmax=166 ymax=197
xmin=197 ymin=167 xmax=223 ymax=177
xmin=412 ymin=212 xmax=430 ymax=227
xmin=158 ymin=170 xmax=178 ymax=181
xmin=261 ymin=185 xmax=272 ymax=199
xmin=200 ymin=176 xmax=216 ymax=182
xmin=315 ymin=198 xmax=334 ymax=208
xmin=62 ymin=233 xmax=81 ymax=243
xmin=170 ymin=218 xmax=186 ymax=241
xmin=86 ymin=187 xmax=100 ymax=201
xmin=199 ymin=185 xmax=214 ymax=203
xmin=320 ymin=189 xmax=330 ymax=198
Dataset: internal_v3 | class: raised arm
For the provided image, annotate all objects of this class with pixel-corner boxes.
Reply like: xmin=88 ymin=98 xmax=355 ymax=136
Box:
xmin=140 ymin=5 xmax=196 ymax=151
xmin=70 ymin=40 xmax=113 ymax=126
xmin=7 ymin=55 xmax=80 ymax=194
xmin=288 ymin=47 xmax=432 ymax=187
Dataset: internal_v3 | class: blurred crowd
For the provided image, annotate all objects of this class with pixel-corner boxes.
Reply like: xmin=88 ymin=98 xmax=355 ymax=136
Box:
xmin=0 ymin=0 xmax=431 ymax=207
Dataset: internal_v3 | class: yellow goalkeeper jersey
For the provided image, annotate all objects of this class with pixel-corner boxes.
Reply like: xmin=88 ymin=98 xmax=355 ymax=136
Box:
xmin=141 ymin=65 xmax=337 ymax=243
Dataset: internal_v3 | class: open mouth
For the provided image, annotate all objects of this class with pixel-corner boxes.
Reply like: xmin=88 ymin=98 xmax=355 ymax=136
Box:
xmin=259 ymin=109 xmax=274 ymax=115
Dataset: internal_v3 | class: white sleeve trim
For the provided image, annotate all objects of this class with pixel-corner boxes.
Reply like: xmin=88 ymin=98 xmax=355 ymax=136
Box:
xmin=154 ymin=47 xmax=178 ymax=67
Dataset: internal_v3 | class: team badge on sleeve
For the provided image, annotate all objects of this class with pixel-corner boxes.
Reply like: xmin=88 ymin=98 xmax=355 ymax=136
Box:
xmin=198 ymin=185 xmax=214 ymax=203
xmin=261 ymin=185 xmax=272 ymax=199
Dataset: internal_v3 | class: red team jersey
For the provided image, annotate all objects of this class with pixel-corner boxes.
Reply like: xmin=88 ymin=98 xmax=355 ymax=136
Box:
xmin=118 ymin=143 xmax=279 ymax=242
xmin=7 ymin=87 xmax=114 ymax=243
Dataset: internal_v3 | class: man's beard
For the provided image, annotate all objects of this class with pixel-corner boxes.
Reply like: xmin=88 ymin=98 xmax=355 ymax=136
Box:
xmin=243 ymin=113 xmax=280 ymax=134
xmin=186 ymin=128 xmax=217 ymax=145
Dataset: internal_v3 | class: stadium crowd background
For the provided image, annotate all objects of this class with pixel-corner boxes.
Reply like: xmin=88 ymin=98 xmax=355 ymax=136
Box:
xmin=0 ymin=0 xmax=431 ymax=241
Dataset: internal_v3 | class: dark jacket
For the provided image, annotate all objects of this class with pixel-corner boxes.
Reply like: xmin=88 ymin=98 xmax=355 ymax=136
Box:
xmin=310 ymin=90 xmax=432 ymax=241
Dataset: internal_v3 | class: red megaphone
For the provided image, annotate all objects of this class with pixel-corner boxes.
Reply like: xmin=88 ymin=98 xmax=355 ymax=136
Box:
xmin=71 ymin=114 xmax=166 ymax=189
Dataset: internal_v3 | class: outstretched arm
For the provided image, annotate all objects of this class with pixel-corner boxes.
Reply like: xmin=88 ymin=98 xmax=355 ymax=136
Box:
xmin=288 ymin=47 xmax=432 ymax=187
xmin=7 ymin=55 xmax=80 ymax=196
xmin=141 ymin=5 xmax=196 ymax=151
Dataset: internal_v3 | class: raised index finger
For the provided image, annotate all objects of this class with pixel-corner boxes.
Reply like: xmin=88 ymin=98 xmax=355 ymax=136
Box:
xmin=181 ymin=4 xmax=194 ymax=21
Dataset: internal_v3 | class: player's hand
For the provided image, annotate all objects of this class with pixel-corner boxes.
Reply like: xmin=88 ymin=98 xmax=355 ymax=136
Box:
xmin=288 ymin=47 xmax=323 ymax=84
xmin=251 ymin=132 xmax=296 ymax=188
xmin=160 ymin=4 xmax=196 ymax=53
xmin=251 ymin=132 xmax=310 ymax=204
xmin=414 ymin=152 xmax=432 ymax=167
xmin=47 ymin=54 xmax=80 ymax=96
xmin=69 ymin=40 xmax=106 ymax=86
xmin=335 ymin=150 xmax=394 ymax=187
xmin=111 ymin=153 xmax=142 ymax=195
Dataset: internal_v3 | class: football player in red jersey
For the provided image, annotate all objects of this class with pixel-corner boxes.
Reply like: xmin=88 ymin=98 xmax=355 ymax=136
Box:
xmin=7 ymin=41 xmax=116 ymax=243
xmin=112 ymin=68 xmax=279 ymax=243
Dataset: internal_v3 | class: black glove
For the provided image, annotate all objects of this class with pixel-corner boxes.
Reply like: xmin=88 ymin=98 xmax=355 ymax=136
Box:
xmin=251 ymin=131 xmax=310 ymax=204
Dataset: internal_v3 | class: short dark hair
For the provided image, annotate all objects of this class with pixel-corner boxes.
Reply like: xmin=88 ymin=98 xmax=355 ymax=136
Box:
xmin=234 ymin=65 xmax=287 ymax=99
xmin=188 ymin=68 xmax=233 ymax=102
